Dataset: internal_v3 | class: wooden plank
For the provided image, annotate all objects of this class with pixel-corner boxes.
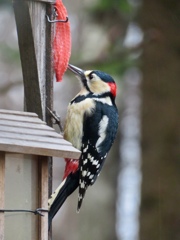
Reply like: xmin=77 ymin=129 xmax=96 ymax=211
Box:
xmin=45 ymin=2 xmax=54 ymax=202
xmin=0 ymin=119 xmax=53 ymax=131
xmin=0 ymin=126 xmax=59 ymax=137
xmin=0 ymin=151 xmax=5 ymax=240
xmin=0 ymin=114 xmax=44 ymax=124
xmin=0 ymin=141 xmax=80 ymax=159
xmin=0 ymin=109 xmax=38 ymax=117
xmin=38 ymin=157 xmax=49 ymax=240
xmin=0 ymin=132 xmax=68 ymax=145
xmin=0 ymin=138 xmax=78 ymax=152
xmin=4 ymin=154 xmax=39 ymax=240
xmin=28 ymin=1 xmax=47 ymax=120
xmin=13 ymin=0 xmax=43 ymax=119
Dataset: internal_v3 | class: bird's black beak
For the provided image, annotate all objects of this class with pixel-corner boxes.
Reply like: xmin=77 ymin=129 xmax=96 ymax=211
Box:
xmin=68 ymin=64 xmax=85 ymax=79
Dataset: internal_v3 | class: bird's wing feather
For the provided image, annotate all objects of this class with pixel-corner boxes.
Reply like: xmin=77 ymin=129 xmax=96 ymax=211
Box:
xmin=77 ymin=101 xmax=118 ymax=211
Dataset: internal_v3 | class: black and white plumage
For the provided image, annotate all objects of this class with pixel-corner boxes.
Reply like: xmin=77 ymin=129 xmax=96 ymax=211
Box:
xmin=48 ymin=64 xmax=118 ymax=226
xmin=76 ymin=97 xmax=118 ymax=211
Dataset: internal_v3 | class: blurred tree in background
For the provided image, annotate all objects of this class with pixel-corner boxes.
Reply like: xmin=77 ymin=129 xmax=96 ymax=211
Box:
xmin=138 ymin=0 xmax=180 ymax=240
xmin=0 ymin=1 xmax=23 ymax=110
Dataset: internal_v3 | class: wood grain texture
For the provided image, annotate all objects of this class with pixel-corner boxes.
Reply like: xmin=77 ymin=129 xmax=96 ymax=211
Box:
xmin=0 ymin=126 xmax=59 ymax=136
xmin=45 ymin=3 xmax=55 ymax=200
xmin=0 ymin=113 xmax=44 ymax=124
xmin=13 ymin=0 xmax=43 ymax=119
xmin=0 ymin=110 xmax=81 ymax=159
xmin=4 ymin=154 xmax=39 ymax=240
xmin=0 ymin=109 xmax=37 ymax=117
xmin=38 ymin=157 xmax=49 ymax=240
xmin=0 ymin=120 xmax=53 ymax=130
xmin=0 ymin=152 xmax=5 ymax=240
xmin=0 ymin=132 xmax=64 ymax=143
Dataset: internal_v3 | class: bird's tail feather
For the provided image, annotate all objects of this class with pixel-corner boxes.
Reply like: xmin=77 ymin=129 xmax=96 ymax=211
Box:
xmin=48 ymin=170 xmax=79 ymax=229
xmin=77 ymin=182 xmax=87 ymax=213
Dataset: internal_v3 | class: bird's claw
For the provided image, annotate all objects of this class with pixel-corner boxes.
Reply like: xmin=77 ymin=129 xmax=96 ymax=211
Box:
xmin=47 ymin=107 xmax=63 ymax=132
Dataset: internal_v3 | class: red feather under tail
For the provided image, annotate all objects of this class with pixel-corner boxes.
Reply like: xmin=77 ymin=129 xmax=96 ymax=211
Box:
xmin=63 ymin=158 xmax=79 ymax=179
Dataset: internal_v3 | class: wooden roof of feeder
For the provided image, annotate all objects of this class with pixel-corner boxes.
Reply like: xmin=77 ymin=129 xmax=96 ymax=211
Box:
xmin=0 ymin=109 xmax=80 ymax=159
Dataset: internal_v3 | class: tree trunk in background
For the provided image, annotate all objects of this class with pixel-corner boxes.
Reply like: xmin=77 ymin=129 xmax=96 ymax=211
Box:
xmin=139 ymin=0 xmax=180 ymax=239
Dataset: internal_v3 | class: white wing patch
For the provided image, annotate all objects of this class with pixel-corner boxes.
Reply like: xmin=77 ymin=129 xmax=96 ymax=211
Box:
xmin=96 ymin=115 xmax=109 ymax=152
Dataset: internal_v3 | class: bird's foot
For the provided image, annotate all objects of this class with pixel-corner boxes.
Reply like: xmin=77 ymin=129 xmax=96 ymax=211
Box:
xmin=47 ymin=107 xmax=63 ymax=132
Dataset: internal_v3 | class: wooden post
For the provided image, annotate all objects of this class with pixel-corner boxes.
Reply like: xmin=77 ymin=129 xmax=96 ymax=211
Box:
xmin=13 ymin=0 xmax=55 ymax=119
xmin=4 ymin=153 xmax=39 ymax=240
xmin=0 ymin=152 xmax=5 ymax=240
xmin=38 ymin=157 xmax=49 ymax=240
xmin=13 ymin=1 xmax=55 ymax=239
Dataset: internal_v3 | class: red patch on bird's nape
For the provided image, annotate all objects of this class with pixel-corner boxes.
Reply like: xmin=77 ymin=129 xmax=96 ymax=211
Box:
xmin=108 ymin=82 xmax=117 ymax=97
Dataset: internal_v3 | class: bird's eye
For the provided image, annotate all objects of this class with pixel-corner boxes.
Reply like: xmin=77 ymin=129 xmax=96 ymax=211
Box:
xmin=89 ymin=73 xmax=94 ymax=80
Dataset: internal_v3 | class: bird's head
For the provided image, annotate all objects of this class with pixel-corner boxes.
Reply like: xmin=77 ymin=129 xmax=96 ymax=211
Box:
xmin=68 ymin=64 xmax=117 ymax=99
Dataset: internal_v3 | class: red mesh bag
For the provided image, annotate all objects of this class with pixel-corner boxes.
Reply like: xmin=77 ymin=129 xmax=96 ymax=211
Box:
xmin=53 ymin=0 xmax=71 ymax=82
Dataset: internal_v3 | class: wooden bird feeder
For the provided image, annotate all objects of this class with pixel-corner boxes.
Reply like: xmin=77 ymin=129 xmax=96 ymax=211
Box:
xmin=0 ymin=109 xmax=80 ymax=239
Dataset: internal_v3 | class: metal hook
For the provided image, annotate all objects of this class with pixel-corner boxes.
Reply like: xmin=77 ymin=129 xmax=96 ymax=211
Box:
xmin=46 ymin=14 xmax=68 ymax=23
xmin=46 ymin=7 xmax=68 ymax=23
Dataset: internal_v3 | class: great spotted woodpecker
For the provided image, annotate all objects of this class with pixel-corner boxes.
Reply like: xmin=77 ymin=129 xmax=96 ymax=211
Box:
xmin=48 ymin=64 xmax=118 ymax=227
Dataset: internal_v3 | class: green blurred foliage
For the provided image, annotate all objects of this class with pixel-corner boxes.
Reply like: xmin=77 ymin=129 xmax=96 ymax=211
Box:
xmin=86 ymin=55 xmax=138 ymax=77
xmin=0 ymin=0 xmax=11 ymax=6
xmin=90 ymin=0 xmax=133 ymax=21
xmin=85 ymin=0 xmax=138 ymax=81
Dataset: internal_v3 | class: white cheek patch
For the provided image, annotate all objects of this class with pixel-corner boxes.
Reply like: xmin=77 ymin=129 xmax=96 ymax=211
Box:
xmin=85 ymin=70 xmax=93 ymax=78
xmin=96 ymin=115 xmax=109 ymax=152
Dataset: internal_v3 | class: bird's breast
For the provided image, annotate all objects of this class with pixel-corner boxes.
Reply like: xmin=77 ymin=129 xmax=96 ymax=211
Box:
xmin=64 ymin=98 xmax=95 ymax=150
